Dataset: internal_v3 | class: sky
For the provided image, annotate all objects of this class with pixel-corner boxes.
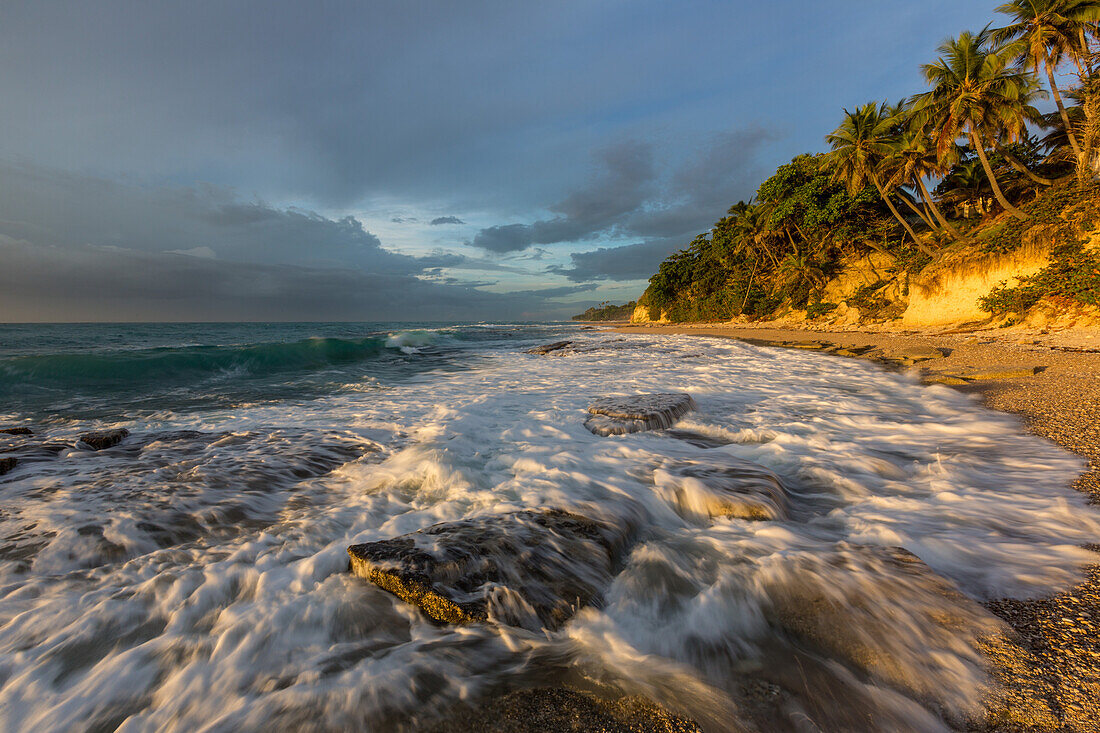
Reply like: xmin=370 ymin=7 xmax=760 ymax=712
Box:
xmin=0 ymin=1 xmax=1006 ymax=322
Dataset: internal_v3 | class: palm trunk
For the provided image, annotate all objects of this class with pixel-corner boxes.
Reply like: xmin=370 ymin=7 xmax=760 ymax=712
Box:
xmin=1046 ymin=60 xmax=1084 ymax=163
xmin=968 ymin=130 xmax=1028 ymax=220
xmin=915 ymin=176 xmax=959 ymax=239
xmin=738 ymin=256 xmax=759 ymax=316
xmin=784 ymin=227 xmax=799 ymax=255
xmin=871 ymin=172 xmax=936 ymax=257
xmin=993 ymin=142 xmax=1057 ymax=186
xmin=900 ymin=192 xmax=935 ymax=228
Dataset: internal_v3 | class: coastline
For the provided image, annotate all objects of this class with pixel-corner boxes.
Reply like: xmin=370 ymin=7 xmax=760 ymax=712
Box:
xmin=614 ymin=322 xmax=1100 ymax=730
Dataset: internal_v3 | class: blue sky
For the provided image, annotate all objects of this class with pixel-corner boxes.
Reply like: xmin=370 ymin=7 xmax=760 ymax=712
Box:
xmin=0 ymin=1 xmax=1008 ymax=320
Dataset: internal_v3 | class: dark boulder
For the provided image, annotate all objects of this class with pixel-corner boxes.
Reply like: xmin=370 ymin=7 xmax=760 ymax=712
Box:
xmin=526 ymin=341 xmax=573 ymax=355
xmin=0 ymin=457 xmax=16 ymax=475
xmin=79 ymin=428 xmax=130 ymax=451
xmin=584 ymin=393 xmax=696 ymax=436
xmin=348 ymin=509 xmax=631 ymax=630
xmin=0 ymin=427 xmax=33 ymax=436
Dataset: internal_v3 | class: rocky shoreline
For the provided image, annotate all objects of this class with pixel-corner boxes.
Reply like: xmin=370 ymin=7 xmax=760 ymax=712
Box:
xmin=616 ymin=323 xmax=1100 ymax=732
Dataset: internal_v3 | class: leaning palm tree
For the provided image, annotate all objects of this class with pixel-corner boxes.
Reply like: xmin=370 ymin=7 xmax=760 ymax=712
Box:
xmin=910 ymin=28 xmax=1045 ymax=220
xmin=992 ymin=0 xmax=1100 ymax=166
xmin=887 ymin=127 xmax=962 ymax=238
xmin=826 ymin=102 xmax=936 ymax=256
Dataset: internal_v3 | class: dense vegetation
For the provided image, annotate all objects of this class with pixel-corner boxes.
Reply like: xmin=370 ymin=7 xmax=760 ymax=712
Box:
xmin=571 ymin=301 xmax=637 ymax=321
xmin=639 ymin=1 xmax=1100 ymax=323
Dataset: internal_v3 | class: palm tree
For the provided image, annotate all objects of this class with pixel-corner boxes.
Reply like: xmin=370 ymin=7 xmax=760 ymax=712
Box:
xmin=826 ymin=102 xmax=936 ymax=256
xmin=938 ymin=159 xmax=995 ymax=217
xmin=992 ymin=0 xmax=1100 ymax=166
xmin=910 ymin=28 xmax=1045 ymax=220
xmin=887 ymin=127 xmax=962 ymax=238
xmin=729 ymin=201 xmax=781 ymax=268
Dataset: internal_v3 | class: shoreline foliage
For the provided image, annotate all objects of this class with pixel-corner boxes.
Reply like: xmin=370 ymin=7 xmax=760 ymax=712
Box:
xmin=571 ymin=301 xmax=637 ymax=321
xmin=638 ymin=2 xmax=1100 ymax=323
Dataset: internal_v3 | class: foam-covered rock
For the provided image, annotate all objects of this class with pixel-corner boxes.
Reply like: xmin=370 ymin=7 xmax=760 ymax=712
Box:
xmin=348 ymin=509 xmax=630 ymax=630
xmin=654 ymin=457 xmax=788 ymax=521
xmin=79 ymin=428 xmax=130 ymax=450
xmin=526 ymin=340 xmax=573 ymax=355
xmin=762 ymin=544 xmax=1005 ymax=706
xmin=585 ymin=393 xmax=696 ymax=436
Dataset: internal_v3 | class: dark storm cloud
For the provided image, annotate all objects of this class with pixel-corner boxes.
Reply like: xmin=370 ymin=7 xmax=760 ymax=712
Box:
xmin=550 ymin=238 xmax=684 ymax=282
xmin=0 ymin=163 xmax=573 ymax=321
xmin=0 ymin=235 xmax=546 ymax=321
xmin=472 ymin=141 xmax=657 ymax=253
xmin=486 ymin=128 xmax=772 ymax=280
xmin=429 ymin=216 xmax=465 ymax=226
xmin=522 ymin=283 xmax=601 ymax=298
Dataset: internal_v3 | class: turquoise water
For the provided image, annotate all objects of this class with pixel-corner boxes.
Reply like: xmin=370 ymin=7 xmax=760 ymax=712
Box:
xmin=0 ymin=322 xmax=568 ymax=421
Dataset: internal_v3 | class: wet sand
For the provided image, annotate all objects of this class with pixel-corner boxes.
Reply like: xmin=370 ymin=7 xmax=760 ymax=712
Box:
xmin=616 ymin=323 xmax=1100 ymax=731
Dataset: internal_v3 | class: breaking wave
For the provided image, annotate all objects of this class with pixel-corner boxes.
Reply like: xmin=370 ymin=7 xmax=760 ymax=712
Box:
xmin=0 ymin=336 xmax=409 ymax=392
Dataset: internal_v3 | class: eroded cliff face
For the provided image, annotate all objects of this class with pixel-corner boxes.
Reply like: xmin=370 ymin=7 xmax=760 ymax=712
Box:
xmin=901 ymin=235 xmax=1051 ymax=327
xmin=630 ymin=215 xmax=1099 ymax=332
xmin=631 ymin=303 xmax=668 ymax=324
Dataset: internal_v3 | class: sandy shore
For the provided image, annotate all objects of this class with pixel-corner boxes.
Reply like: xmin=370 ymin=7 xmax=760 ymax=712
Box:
xmin=615 ymin=323 xmax=1100 ymax=731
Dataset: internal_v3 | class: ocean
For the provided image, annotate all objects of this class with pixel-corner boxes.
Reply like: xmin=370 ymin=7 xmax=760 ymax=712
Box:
xmin=0 ymin=322 xmax=1097 ymax=731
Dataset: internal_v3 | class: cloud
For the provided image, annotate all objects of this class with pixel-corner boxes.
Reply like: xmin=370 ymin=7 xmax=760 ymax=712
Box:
xmin=429 ymin=216 xmax=465 ymax=225
xmin=550 ymin=238 xmax=684 ymax=282
xmin=520 ymin=283 xmax=600 ymax=298
xmin=0 ymin=163 xmax=584 ymax=321
xmin=478 ymin=128 xmax=773 ymax=282
xmin=471 ymin=141 xmax=657 ymax=252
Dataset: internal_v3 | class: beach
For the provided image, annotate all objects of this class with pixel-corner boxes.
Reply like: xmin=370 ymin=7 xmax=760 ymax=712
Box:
xmin=617 ymin=322 xmax=1100 ymax=731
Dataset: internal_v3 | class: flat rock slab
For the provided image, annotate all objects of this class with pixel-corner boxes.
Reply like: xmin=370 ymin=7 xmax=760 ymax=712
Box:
xmin=763 ymin=544 xmax=1004 ymax=702
xmin=879 ymin=346 xmax=946 ymax=362
xmin=348 ymin=509 xmax=629 ymax=630
xmin=0 ymin=427 xmax=33 ymax=436
xmin=785 ymin=340 xmax=833 ymax=350
xmin=79 ymin=428 xmax=130 ymax=450
xmin=585 ymin=393 xmax=696 ymax=436
xmin=655 ymin=458 xmax=788 ymax=521
xmin=526 ymin=341 xmax=573 ymax=355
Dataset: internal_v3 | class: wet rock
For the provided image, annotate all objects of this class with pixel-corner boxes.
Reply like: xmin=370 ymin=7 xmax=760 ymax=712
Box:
xmin=879 ymin=346 xmax=946 ymax=363
xmin=0 ymin=427 xmax=33 ymax=436
xmin=526 ymin=341 xmax=573 ymax=355
xmin=0 ymin=457 xmax=16 ymax=475
xmin=424 ymin=687 xmax=704 ymax=733
xmin=925 ymin=375 xmax=970 ymax=386
xmin=348 ymin=509 xmax=630 ymax=630
xmin=585 ymin=393 xmax=696 ymax=436
xmin=763 ymin=544 xmax=1005 ymax=704
xmin=78 ymin=428 xmax=130 ymax=451
xmin=655 ymin=457 xmax=788 ymax=521
xmin=1 ymin=442 xmax=72 ymax=464
xmin=830 ymin=347 xmax=871 ymax=358
xmin=785 ymin=340 xmax=832 ymax=350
